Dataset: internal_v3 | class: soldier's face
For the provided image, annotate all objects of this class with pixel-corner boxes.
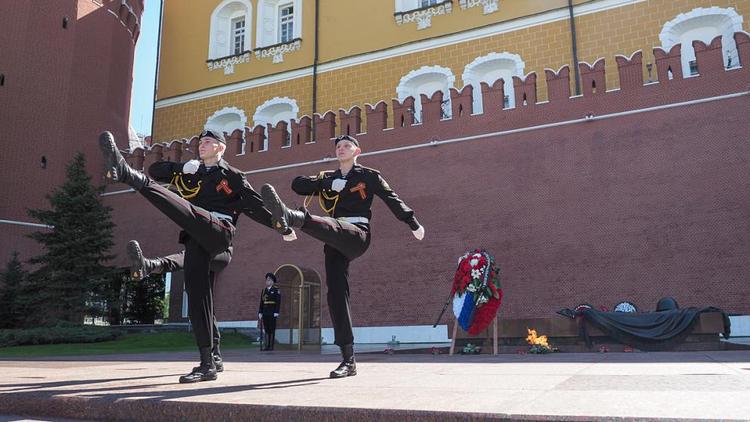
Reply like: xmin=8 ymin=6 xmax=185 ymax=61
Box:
xmin=199 ymin=137 xmax=224 ymax=160
xmin=335 ymin=140 xmax=360 ymax=162
xmin=265 ymin=277 xmax=274 ymax=287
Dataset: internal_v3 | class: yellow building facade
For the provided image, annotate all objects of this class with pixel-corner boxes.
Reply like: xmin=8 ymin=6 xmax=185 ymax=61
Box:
xmin=153 ymin=0 xmax=750 ymax=143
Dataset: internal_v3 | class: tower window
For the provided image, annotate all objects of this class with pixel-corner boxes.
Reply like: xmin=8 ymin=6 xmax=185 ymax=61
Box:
xmin=231 ymin=17 xmax=246 ymax=55
xmin=279 ymin=5 xmax=294 ymax=43
xmin=0 ymin=74 xmax=4 ymax=86
xmin=62 ymin=17 xmax=69 ymax=29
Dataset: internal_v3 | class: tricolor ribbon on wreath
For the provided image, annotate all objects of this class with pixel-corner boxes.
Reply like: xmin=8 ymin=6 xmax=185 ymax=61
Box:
xmin=451 ymin=249 xmax=503 ymax=335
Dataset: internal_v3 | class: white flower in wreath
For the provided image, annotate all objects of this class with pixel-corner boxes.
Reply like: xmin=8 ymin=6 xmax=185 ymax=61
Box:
xmin=470 ymin=258 xmax=479 ymax=267
xmin=466 ymin=283 xmax=478 ymax=292
xmin=473 ymin=253 xmax=482 ymax=259
xmin=471 ymin=269 xmax=482 ymax=279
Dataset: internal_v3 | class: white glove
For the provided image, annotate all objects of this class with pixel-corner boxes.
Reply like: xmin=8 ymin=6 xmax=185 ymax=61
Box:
xmin=331 ymin=178 xmax=347 ymax=192
xmin=258 ymin=313 xmax=262 ymax=320
xmin=273 ymin=313 xmax=279 ymax=318
xmin=282 ymin=229 xmax=297 ymax=241
xmin=412 ymin=225 xmax=425 ymax=240
xmin=182 ymin=159 xmax=200 ymax=174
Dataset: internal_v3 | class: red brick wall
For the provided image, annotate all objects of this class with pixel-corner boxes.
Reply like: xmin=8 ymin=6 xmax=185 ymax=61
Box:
xmin=0 ymin=0 xmax=141 ymax=264
xmin=115 ymin=34 xmax=750 ymax=326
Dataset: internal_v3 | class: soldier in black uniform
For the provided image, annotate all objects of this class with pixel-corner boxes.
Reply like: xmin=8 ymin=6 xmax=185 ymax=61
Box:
xmin=98 ymin=129 xmax=294 ymax=383
xmin=261 ymin=135 xmax=424 ymax=378
xmin=257 ymin=272 xmax=281 ymax=351
xmin=125 ymin=241 xmax=233 ymax=372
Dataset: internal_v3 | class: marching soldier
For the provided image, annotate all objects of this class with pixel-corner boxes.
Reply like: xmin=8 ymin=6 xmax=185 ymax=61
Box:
xmin=261 ymin=135 xmax=424 ymax=378
xmin=258 ymin=272 xmax=281 ymax=351
xmin=98 ymin=129 xmax=294 ymax=383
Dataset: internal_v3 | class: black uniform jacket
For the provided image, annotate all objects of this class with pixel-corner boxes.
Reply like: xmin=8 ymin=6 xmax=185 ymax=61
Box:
xmin=258 ymin=286 xmax=281 ymax=315
xmin=291 ymin=164 xmax=420 ymax=230
xmin=149 ymin=159 xmax=272 ymax=228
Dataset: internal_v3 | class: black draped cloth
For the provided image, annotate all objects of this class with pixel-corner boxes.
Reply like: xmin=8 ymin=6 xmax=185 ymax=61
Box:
xmin=558 ymin=307 xmax=731 ymax=351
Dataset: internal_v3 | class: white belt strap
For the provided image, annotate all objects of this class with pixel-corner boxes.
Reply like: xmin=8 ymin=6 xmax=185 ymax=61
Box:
xmin=338 ymin=216 xmax=369 ymax=224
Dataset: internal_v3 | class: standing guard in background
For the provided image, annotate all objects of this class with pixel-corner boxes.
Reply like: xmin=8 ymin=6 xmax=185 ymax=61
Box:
xmin=258 ymin=272 xmax=281 ymax=351
xmin=98 ymin=129 xmax=295 ymax=384
xmin=261 ymin=135 xmax=424 ymax=378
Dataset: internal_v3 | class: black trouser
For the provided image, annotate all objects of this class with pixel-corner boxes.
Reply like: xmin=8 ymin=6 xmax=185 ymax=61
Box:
xmin=139 ymin=182 xmax=235 ymax=350
xmin=262 ymin=314 xmax=277 ymax=346
xmin=301 ymin=215 xmax=371 ymax=347
xmin=160 ymin=248 xmax=234 ymax=351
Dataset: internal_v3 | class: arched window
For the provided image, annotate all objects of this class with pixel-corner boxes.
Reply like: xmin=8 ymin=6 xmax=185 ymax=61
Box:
xmin=396 ymin=65 xmax=455 ymax=123
xmin=660 ymin=7 xmax=744 ymax=77
xmin=253 ymin=97 xmax=299 ymax=151
xmin=205 ymin=107 xmax=247 ymax=152
xmin=256 ymin=0 xmax=303 ymax=48
xmin=209 ymin=0 xmax=253 ymax=60
xmin=462 ymin=52 xmax=525 ymax=114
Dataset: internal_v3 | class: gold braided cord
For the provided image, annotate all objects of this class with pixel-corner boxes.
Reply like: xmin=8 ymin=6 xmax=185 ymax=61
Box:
xmin=302 ymin=171 xmax=338 ymax=215
xmin=169 ymin=173 xmax=202 ymax=200
xmin=319 ymin=190 xmax=339 ymax=215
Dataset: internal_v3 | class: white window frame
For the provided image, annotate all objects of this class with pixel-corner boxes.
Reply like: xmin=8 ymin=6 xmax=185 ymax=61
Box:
xmin=204 ymin=107 xmax=247 ymax=153
xmin=208 ymin=0 xmax=253 ymax=60
xmin=462 ymin=52 xmax=525 ymax=114
xmin=659 ymin=7 xmax=744 ymax=77
xmin=256 ymin=0 xmax=302 ymax=48
xmin=231 ymin=16 xmax=247 ymax=56
xmin=279 ymin=4 xmax=294 ymax=44
xmin=253 ymin=97 xmax=299 ymax=151
xmin=396 ymin=65 xmax=456 ymax=123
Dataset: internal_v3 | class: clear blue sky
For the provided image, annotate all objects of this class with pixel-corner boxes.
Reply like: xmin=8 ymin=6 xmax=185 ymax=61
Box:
xmin=129 ymin=0 xmax=161 ymax=136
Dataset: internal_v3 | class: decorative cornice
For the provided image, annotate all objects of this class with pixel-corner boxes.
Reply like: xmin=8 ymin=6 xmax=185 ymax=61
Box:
xmin=394 ymin=1 xmax=453 ymax=30
xmin=459 ymin=0 xmax=498 ymax=15
xmin=254 ymin=38 xmax=302 ymax=63
xmin=207 ymin=51 xmax=252 ymax=75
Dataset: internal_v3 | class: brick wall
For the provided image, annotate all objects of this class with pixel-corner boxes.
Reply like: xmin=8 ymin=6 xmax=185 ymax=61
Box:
xmin=115 ymin=33 xmax=750 ymax=327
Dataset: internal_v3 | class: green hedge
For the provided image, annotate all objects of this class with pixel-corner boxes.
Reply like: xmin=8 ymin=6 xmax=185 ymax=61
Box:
xmin=0 ymin=323 xmax=122 ymax=347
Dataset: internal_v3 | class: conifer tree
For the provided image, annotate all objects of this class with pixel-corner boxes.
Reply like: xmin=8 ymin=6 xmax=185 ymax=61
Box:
xmin=26 ymin=152 xmax=115 ymax=325
xmin=0 ymin=252 xmax=28 ymax=329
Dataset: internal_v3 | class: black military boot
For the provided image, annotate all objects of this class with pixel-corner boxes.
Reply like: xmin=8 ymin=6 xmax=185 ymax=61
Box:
xmin=260 ymin=184 xmax=307 ymax=234
xmin=268 ymin=333 xmax=275 ymax=351
xmin=126 ymin=240 xmax=163 ymax=280
xmin=179 ymin=347 xmax=218 ymax=383
xmin=330 ymin=344 xmax=356 ymax=378
xmin=212 ymin=343 xmax=224 ymax=373
xmin=98 ymin=131 xmax=148 ymax=190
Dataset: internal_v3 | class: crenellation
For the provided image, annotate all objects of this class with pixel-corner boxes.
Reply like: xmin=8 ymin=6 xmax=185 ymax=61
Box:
xmin=734 ymin=32 xmax=750 ymax=69
xmin=654 ymin=44 xmax=683 ymax=84
xmin=338 ymin=106 xmax=362 ymax=136
xmin=419 ymin=90 xmax=445 ymax=124
xmin=615 ymin=51 xmax=643 ymax=92
xmin=513 ymin=72 xmax=537 ymax=106
xmin=480 ymin=79 xmax=505 ymax=112
xmin=314 ymin=111 xmax=337 ymax=142
xmin=391 ymin=97 xmax=416 ymax=129
xmin=579 ymin=58 xmax=607 ymax=96
xmin=693 ymin=36 xmax=727 ymax=77
xmin=365 ymin=102 xmax=388 ymax=134
xmin=132 ymin=33 xmax=750 ymax=174
xmin=449 ymin=85 xmax=473 ymax=118
xmin=544 ymin=66 xmax=571 ymax=103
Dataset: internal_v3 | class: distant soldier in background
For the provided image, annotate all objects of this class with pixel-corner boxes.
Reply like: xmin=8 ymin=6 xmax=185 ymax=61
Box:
xmin=258 ymin=272 xmax=281 ymax=351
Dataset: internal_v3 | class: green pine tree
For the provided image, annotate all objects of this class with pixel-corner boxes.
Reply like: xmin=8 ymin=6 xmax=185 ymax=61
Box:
xmin=25 ymin=152 xmax=116 ymax=326
xmin=0 ymin=252 xmax=28 ymax=329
